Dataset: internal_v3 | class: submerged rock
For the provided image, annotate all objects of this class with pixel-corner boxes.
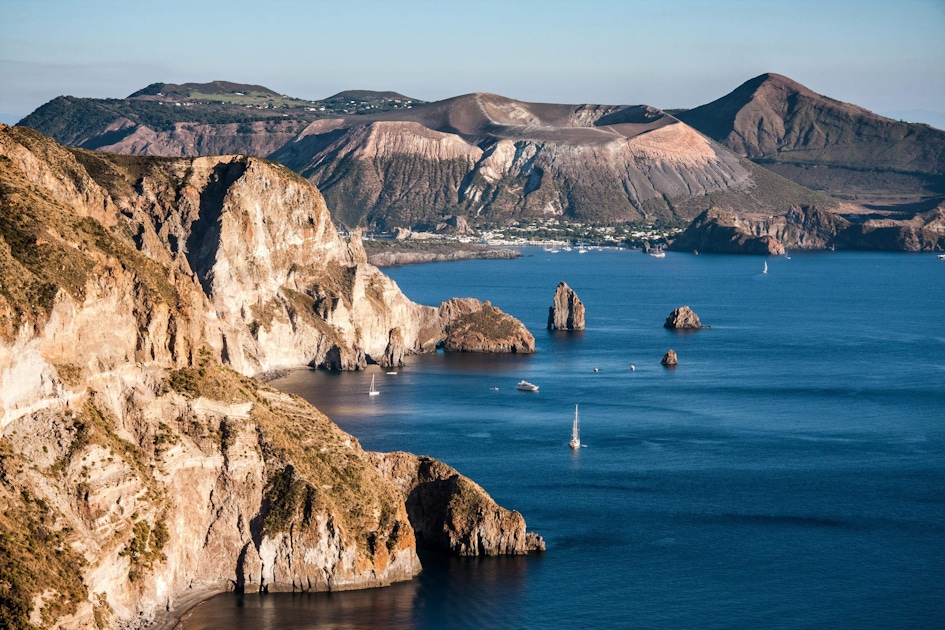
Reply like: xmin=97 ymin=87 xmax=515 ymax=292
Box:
xmin=664 ymin=306 xmax=705 ymax=329
xmin=547 ymin=281 xmax=586 ymax=331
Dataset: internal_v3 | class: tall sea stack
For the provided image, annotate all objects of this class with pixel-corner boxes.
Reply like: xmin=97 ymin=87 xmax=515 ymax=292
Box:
xmin=548 ymin=282 xmax=586 ymax=330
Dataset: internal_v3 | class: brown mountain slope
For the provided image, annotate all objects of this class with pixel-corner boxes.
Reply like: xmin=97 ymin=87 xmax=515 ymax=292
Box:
xmin=676 ymin=73 xmax=945 ymax=202
xmin=271 ymin=92 xmax=834 ymax=228
xmin=19 ymin=86 xmax=835 ymax=229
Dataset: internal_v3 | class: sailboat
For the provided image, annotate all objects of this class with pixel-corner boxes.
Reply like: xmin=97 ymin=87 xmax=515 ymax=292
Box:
xmin=763 ymin=261 xmax=768 ymax=274
xmin=368 ymin=374 xmax=379 ymax=396
xmin=569 ymin=404 xmax=581 ymax=450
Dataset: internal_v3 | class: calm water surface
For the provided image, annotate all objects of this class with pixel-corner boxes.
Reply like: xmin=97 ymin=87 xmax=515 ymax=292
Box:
xmin=185 ymin=249 xmax=945 ymax=629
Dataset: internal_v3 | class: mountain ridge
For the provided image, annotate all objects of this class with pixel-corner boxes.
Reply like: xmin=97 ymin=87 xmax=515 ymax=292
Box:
xmin=16 ymin=74 xmax=945 ymax=250
xmin=676 ymin=73 xmax=945 ymax=203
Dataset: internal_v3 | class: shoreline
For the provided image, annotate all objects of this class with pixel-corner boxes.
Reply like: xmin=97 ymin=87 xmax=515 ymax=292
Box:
xmin=362 ymin=241 xmax=521 ymax=267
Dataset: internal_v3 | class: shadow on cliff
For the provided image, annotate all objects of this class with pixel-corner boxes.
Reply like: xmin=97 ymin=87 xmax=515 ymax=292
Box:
xmin=186 ymin=159 xmax=248 ymax=296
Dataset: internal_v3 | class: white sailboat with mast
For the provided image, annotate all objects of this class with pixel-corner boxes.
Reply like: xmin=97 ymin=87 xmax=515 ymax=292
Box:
xmin=570 ymin=404 xmax=581 ymax=450
xmin=368 ymin=374 xmax=379 ymax=396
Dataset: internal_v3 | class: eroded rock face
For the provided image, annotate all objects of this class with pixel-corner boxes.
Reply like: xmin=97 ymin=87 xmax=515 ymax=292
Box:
xmin=547 ymin=281 xmax=586 ymax=330
xmin=661 ymin=349 xmax=679 ymax=366
xmin=369 ymin=452 xmax=545 ymax=556
xmin=664 ymin=306 xmax=704 ymax=329
xmin=0 ymin=125 xmax=541 ymax=629
xmin=670 ymin=205 xmax=945 ymax=253
xmin=669 ymin=208 xmax=786 ymax=255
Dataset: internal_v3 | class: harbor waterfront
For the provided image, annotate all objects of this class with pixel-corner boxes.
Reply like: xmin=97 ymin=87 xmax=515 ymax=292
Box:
xmin=184 ymin=248 xmax=945 ymax=629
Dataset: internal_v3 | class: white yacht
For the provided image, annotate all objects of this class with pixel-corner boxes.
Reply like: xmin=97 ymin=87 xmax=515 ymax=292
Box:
xmin=368 ymin=374 xmax=379 ymax=396
xmin=570 ymin=404 xmax=581 ymax=450
xmin=516 ymin=380 xmax=539 ymax=392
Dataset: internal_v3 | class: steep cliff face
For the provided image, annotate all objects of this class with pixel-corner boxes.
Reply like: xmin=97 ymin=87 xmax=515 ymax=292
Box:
xmin=547 ymin=282 xmax=585 ymax=331
xmin=0 ymin=125 xmax=542 ymax=628
xmin=369 ymin=452 xmax=545 ymax=556
xmin=0 ymin=363 xmax=422 ymax=628
xmin=670 ymin=204 xmax=945 ymax=253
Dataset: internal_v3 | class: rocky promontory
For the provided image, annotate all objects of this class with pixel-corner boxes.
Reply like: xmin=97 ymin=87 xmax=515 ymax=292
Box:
xmin=664 ymin=306 xmax=705 ymax=329
xmin=548 ymin=281 xmax=586 ymax=331
xmin=671 ymin=205 xmax=945 ymax=254
xmin=369 ymin=452 xmax=545 ymax=556
xmin=365 ymin=242 xmax=521 ymax=267
xmin=0 ymin=124 xmax=541 ymax=629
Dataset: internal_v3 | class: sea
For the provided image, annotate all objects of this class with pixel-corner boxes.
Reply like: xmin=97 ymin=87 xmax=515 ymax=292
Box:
xmin=183 ymin=248 xmax=945 ymax=629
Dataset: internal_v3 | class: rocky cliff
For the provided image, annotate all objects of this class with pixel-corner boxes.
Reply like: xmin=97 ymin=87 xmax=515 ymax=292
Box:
xmin=671 ymin=204 xmax=945 ymax=253
xmin=547 ymin=282 xmax=585 ymax=331
xmin=369 ymin=452 xmax=545 ymax=556
xmin=0 ymin=124 xmax=542 ymax=629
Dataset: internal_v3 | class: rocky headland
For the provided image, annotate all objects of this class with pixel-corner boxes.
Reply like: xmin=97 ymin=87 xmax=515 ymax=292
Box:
xmin=364 ymin=241 xmax=521 ymax=267
xmin=670 ymin=204 xmax=945 ymax=254
xmin=0 ymin=124 xmax=541 ymax=629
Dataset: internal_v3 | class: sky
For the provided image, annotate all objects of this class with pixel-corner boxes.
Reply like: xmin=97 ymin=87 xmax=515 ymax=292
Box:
xmin=1 ymin=0 xmax=944 ymax=127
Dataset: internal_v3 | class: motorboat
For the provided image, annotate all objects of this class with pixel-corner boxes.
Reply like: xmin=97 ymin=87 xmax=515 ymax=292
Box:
xmin=516 ymin=380 xmax=539 ymax=392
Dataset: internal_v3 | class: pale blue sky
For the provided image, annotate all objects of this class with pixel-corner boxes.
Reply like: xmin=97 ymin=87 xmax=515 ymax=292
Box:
xmin=1 ymin=0 xmax=943 ymax=126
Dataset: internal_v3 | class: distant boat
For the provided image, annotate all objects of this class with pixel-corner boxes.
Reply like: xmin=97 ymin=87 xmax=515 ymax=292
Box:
xmin=569 ymin=404 xmax=581 ymax=450
xmin=368 ymin=374 xmax=379 ymax=396
xmin=517 ymin=380 xmax=539 ymax=392
xmin=650 ymin=246 xmax=666 ymax=258
xmin=578 ymin=247 xmax=588 ymax=254
xmin=763 ymin=261 xmax=768 ymax=274
xmin=938 ymin=254 xmax=945 ymax=260
xmin=386 ymin=371 xmax=398 ymax=375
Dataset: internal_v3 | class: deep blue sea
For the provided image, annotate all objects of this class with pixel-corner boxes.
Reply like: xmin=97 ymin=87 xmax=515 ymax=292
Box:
xmin=184 ymin=249 xmax=945 ymax=629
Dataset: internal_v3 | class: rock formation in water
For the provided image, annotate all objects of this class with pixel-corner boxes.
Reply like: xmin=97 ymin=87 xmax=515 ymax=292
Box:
xmin=547 ymin=281 xmax=586 ymax=331
xmin=661 ymin=349 xmax=679 ymax=366
xmin=437 ymin=298 xmax=535 ymax=353
xmin=0 ymin=124 xmax=541 ymax=629
xmin=369 ymin=452 xmax=545 ymax=556
xmin=664 ymin=306 xmax=704 ymax=329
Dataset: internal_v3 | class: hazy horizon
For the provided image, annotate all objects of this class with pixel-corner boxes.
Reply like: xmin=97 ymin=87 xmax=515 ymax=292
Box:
xmin=2 ymin=0 xmax=943 ymax=127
